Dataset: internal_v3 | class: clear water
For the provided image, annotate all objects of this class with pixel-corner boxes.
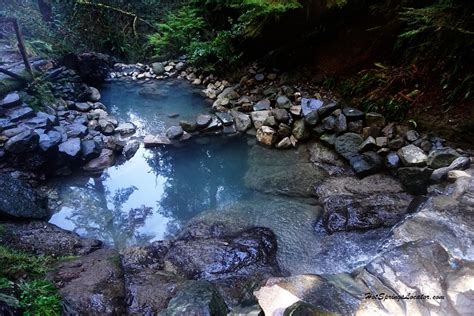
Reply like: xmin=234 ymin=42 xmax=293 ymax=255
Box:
xmin=49 ymin=137 xmax=251 ymax=248
xmin=100 ymin=79 xmax=211 ymax=135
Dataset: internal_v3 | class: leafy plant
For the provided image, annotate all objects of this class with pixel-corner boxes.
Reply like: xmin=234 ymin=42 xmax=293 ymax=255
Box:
xmin=19 ymin=280 xmax=61 ymax=316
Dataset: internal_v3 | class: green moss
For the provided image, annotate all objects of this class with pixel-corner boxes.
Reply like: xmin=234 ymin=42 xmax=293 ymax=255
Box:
xmin=0 ymin=246 xmax=61 ymax=315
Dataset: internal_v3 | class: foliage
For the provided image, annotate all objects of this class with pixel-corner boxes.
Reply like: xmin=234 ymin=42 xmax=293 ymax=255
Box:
xmin=0 ymin=246 xmax=61 ymax=315
xmin=23 ymin=76 xmax=56 ymax=111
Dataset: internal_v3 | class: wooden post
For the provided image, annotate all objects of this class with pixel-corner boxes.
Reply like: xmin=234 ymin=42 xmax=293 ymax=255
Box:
xmin=0 ymin=18 xmax=34 ymax=78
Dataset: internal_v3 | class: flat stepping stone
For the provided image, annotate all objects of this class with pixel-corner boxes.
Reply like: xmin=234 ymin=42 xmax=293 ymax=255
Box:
xmin=0 ymin=92 xmax=22 ymax=109
xmin=6 ymin=105 xmax=34 ymax=122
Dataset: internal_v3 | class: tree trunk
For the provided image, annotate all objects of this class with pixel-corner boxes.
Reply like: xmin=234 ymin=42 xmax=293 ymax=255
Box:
xmin=37 ymin=0 xmax=53 ymax=22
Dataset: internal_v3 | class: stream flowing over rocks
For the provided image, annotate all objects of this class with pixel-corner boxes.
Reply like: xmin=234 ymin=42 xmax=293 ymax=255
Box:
xmin=1 ymin=54 xmax=473 ymax=315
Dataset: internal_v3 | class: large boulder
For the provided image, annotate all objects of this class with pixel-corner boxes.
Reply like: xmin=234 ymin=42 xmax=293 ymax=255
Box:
xmin=427 ymin=147 xmax=461 ymax=169
xmin=4 ymin=130 xmax=39 ymax=154
xmin=50 ymin=248 xmax=126 ymax=315
xmin=398 ymin=167 xmax=433 ymax=195
xmin=0 ymin=174 xmax=49 ymax=219
xmin=58 ymin=137 xmax=82 ymax=159
xmin=62 ymin=52 xmax=114 ymax=85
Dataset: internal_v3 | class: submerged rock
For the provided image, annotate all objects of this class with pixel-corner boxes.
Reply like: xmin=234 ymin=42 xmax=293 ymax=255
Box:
xmin=166 ymin=126 xmax=184 ymax=140
xmin=0 ymin=174 xmax=49 ymax=219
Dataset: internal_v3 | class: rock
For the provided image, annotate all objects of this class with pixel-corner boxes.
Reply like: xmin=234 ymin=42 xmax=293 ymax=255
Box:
xmin=406 ymin=129 xmax=420 ymax=142
xmin=447 ymin=170 xmax=471 ymax=181
xmin=316 ymin=174 xmax=412 ymax=233
xmin=289 ymin=105 xmax=301 ymax=116
xmin=175 ymin=62 xmax=186 ymax=71
xmin=250 ymin=111 xmax=270 ymax=129
xmin=123 ymin=141 xmax=140 ymax=160
xmin=24 ymin=114 xmax=56 ymax=130
xmin=81 ymin=139 xmax=101 ymax=160
xmin=263 ymin=115 xmax=277 ymax=127
xmin=362 ymin=126 xmax=380 ymax=138
xmin=230 ymin=111 xmax=252 ymax=132
xmin=196 ymin=114 xmax=212 ymax=128
xmin=322 ymin=116 xmax=336 ymax=132
xmin=87 ymin=86 xmax=101 ymax=102
xmin=0 ymin=174 xmax=49 ymax=219
xmin=358 ymin=136 xmax=377 ymax=152
xmin=335 ymin=133 xmax=363 ymax=160
xmin=216 ymin=112 xmax=233 ymax=126
xmin=98 ymin=119 xmax=116 ymax=135
xmin=342 ymin=107 xmax=364 ymax=121
xmin=320 ymin=133 xmax=336 ymax=147
xmin=83 ymin=149 xmax=115 ymax=172
xmin=427 ymin=147 xmax=461 ymax=169
xmin=6 ymin=106 xmax=34 ymax=122
xmin=151 ymin=62 xmax=165 ymax=74
xmin=275 ymin=96 xmax=291 ymax=109
xmin=292 ymin=119 xmax=309 ymax=140
xmin=385 ymin=151 xmax=401 ymax=169
xmin=388 ymin=137 xmax=405 ymax=149
xmin=278 ymin=123 xmax=292 ymax=138
xmin=349 ymin=151 xmax=383 ymax=177
xmin=167 ymin=113 xmax=180 ymax=118
xmin=365 ymin=112 xmax=385 ymax=128
xmin=271 ymin=108 xmax=290 ymax=123
xmin=4 ymin=130 xmax=38 ymax=154
xmin=0 ymin=92 xmax=22 ymax=109
xmin=398 ymin=144 xmax=428 ymax=166
xmin=255 ymin=73 xmax=265 ymax=81
xmin=375 ymin=136 xmax=388 ymax=147
xmin=381 ymin=123 xmax=396 ymax=138
xmin=304 ymin=110 xmax=319 ymax=126
xmin=114 ymin=123 xmax=136 ymax=135
xmin=161 ymin=281 xmax=228 ymax=316
xmin=51 ymin=248 xmax=126 ymax=315
xmin=254 ymin=99 xmax=271 ymax=111
xmin=179 ymin=120 xmax=197 ymax=133
xmin=0 ymin=221 xmax=101 ymax=256
xmin=398 ymin=167 xmax=433 ymax=195
xmin=65 ymin=123 xmax=88 ymax=138
xmin=347 ymin=120 xmax=363 ymax=133
xmin=58 ymin=137 xmax=82 ymax=159
xmin=430 ymin=156 xmax=471 ymax=182
xmin=335 ymin=113 xmax=347 ymax=134
xmin=256 ymin=126 xmax=277 ymax=146
xmin=38 ymin=130 xmax=62 ymax=152
xmin=218 ymin=86 xmax=239 ymax=100
xmin=276 ymin=137 xmax=292 ymax=149
xmin=0 ymin=118 xmax=16 ymax=131
xmin=284 ymin=301 xmax=332 ymax=316
xmin=317 ymin=102 xmax=339 ymax=118
xmin=74 ymin=102 xmax=92 ymax=112
xmin=143 ymin=135 xmax=171 ymax=147
xmin=301 ymin=98 xmax=323 ymax=116
xmin=166 ymin=126 xmax=184 ymax=140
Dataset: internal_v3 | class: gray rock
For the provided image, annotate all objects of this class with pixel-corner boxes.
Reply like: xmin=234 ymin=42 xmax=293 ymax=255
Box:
xmin=6 ymin=105 xmax=34 ymax=122
xmin=278 ymin=123 xmax=292 ymax=138
xmin=81 ymin=139 xmax=101 ymax=160
xmin=74 ymin=102 xmax=92 ymax=112
xmin=304 ymin=110 xmax=319 ymax=126
xmin=38 ymin=130 xmax=61 ymax=152
xmin=230 ymin=111 xmax=252 ymax=132
xmin=427 ymin=147 xmax=461 ymax=169
xmin=161 ymin=281 xmax=228 ymax=316
xmin=59 ymin=137 xmax=82 ymax=158
xmin=358 ymin=136 xmax=377 ymax=152
xmin=271 ymin=108 xmax=290 ymax=123
xmin=143 ymin=134 xmax=171 ymax=147
xmin=385 ymin=151 xmax=401 ymax=169
xmin=375 ymin=136 xmax=388 ymax=147
xmin=123 ymin=141 xmax=140 ymax=160
xmin=263 ymin=115 xmax=277 ymax=127
xmin=179 ymin=120 xmax=197 ymax=133
xmin=87 ymin=86 xmax=101 ymax=102
xmin=254 ymin=99 xmax=271 ymax=111
xmin=430 ymin=156 xmax=470 ymax=182
xmin=222 ymin=124 xmax=236 ymax=134
xmin=175 ymin=62 xmax=186 ymax=71
xmin=98 ymin=119 xmax=116 ymax=135
xmin=292 ymin=119 xmax=309 ymax=140
xmin=342 ymin=107 xmax=364 ymax=121
xmin=276 ymin=96 xmax=292 ymax=109
xmin=0 ymin=174 xmax=49 ymax=219
xmin=66 ymin=123 xmax=88 ymax=138
xmin=218 ymin=86 xmax=239 ymax=100
xmin=398 ymin=167 xmax=433 ymax=195
xmin=335 ymin=113 xmax=347 ymax=134
xmin=335 ymin=133 xmax=363 ymax=160
xmin=347 ymin=120 xmax=364 ymax=133
xmin=5 ymin=130 xmax=39 ymax=154
xmin=0 ymin=92 xmax=21 ymax=109
xmin=320 ymin=133 xmax=336 ymax=147
xmin=216 ymin=112 xmax=233 ymax=126
xmin=151 ymin=62 xmax=165 ymax=74
xmin=317 ymin=102 xmax=339 ymax=118
xmin=83 ymin=149 xmax=115 ymax=172
xmin=349 ymin=151 xmax=383 ymax=178
xmin=50 ymin=248 xmax=126 ymax=315
xmin=0 ymin=118 xmax=16 ymax=131
xmin=406 ymin=129 xmax=420 ymax=142
xmin=255 ymin=73 xmax=265 ymax=81
xmin=196 ymin=114 xmax=212 ymax=128
xmin=322 ymin=116 xmax=336 ymax=132
xmin=301 ymin=98 xmax=323 ymax=116
xmin=398 ymin=144 xmax=428 ymax=166
xmin=276 ymin=137 xmax=292 ymax=149
xmin=250 ymin=111 xmax=270 ymax=129
xmin=114 ymin=122 xmax=136 ymax=135
xmin=388 ymin=137 xmax=405 ymax=149
xmin=365 ymin=112 xmax=385 ymax=128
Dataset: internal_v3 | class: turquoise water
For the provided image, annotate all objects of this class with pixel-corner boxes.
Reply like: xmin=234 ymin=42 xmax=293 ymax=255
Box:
xmin=100 ymin=79 xmax=211 ymax=135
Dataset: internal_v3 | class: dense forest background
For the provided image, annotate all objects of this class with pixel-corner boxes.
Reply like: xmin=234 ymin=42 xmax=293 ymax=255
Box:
xmin=1 ymin=0 xmax=473 ymax=142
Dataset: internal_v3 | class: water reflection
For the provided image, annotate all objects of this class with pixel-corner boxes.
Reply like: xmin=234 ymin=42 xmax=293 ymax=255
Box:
xmin=49 ymin=137 xmax=251 ymax=248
